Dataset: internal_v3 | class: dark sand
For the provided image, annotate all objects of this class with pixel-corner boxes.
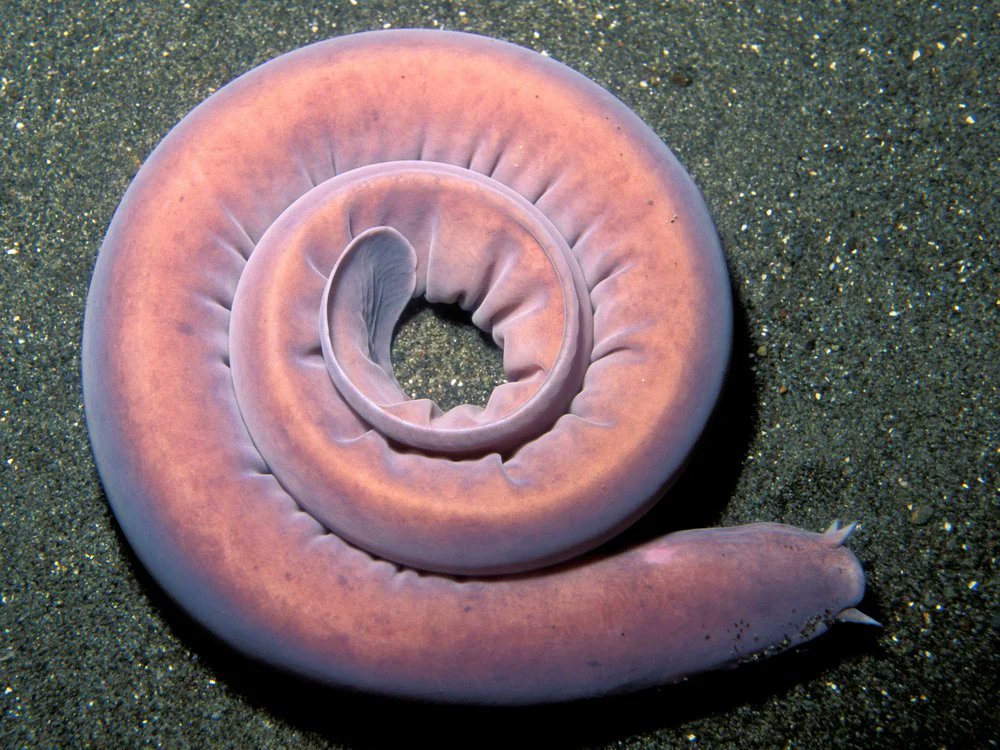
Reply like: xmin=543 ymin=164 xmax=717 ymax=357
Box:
xmin=1 ymin=2 xmax=995 ymax=748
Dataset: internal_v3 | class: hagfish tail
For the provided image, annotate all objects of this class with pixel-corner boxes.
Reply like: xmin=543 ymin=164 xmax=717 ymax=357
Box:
xmin=82 ymin=30 xmax=875 ymax=704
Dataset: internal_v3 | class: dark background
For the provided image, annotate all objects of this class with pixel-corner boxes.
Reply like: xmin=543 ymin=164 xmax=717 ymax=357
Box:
xmin=1 ymin=2 xmax=995 ymax=748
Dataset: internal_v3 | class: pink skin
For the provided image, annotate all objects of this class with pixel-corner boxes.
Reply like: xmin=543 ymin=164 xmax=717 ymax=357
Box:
xmin=82 ymin=30 xmax=873 ymax=704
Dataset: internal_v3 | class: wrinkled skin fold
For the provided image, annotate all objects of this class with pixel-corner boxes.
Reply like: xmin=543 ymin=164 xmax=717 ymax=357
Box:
xmin=82 ymin=29 xmax=873 ymax=704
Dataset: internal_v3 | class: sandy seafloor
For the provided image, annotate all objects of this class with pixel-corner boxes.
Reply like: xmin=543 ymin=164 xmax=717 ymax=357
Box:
xmin=0 ymin=1 xmax=996 ymax=748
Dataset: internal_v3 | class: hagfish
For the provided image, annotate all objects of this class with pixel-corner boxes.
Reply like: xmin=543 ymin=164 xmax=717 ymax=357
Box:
xmin=82 ymin=29 xmax=875 ymax=704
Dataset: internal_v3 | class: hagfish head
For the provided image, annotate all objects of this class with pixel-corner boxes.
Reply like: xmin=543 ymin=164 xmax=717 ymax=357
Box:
xmin=638 ymin=520 xmax=878 ymax=683
xmin=715 ymin=519 xmax=879 ymax=665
